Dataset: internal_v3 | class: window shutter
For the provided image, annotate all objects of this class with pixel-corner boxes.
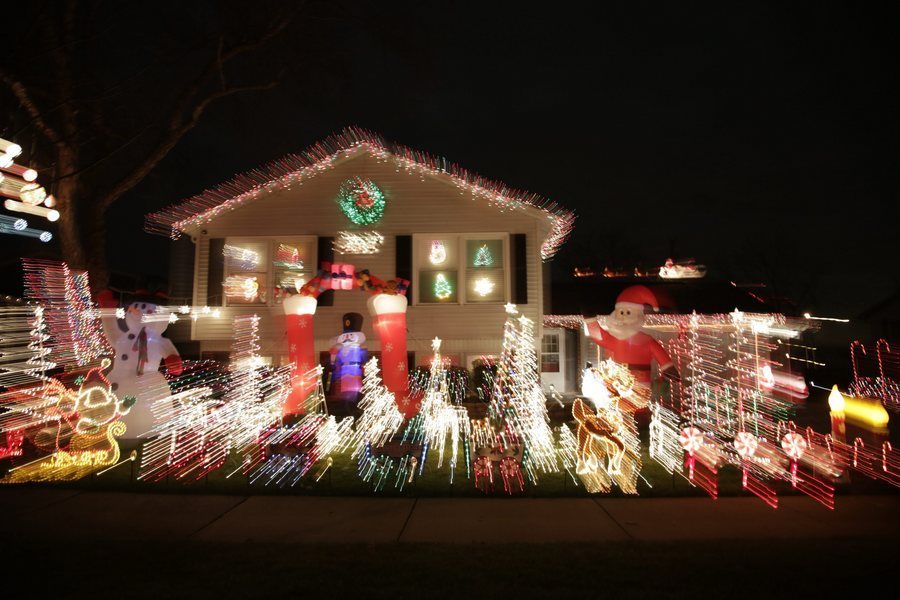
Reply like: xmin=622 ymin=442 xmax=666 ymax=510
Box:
xmin=395 ymin=235 xmax=412 ymax=304
xmin=512 ymin=234 xmax=527 ymax=305
xmin=207 ymin=238 xmax=225 ymax=306
xmin=317 ymin=236 xmax=335 ymax=306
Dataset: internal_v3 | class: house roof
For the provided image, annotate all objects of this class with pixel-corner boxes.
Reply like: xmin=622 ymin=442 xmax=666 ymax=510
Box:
xmin=144 ymin=127 xmax=577 ymax=260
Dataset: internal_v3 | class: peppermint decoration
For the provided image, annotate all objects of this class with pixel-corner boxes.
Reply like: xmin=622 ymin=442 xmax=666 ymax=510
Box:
xmin=734 ymin=432 xmax=759 ymax=458
xmin=679 ymin=426 xmax=704 ymax=453
xmin=781 ymin=432 xmax=808 ymax=460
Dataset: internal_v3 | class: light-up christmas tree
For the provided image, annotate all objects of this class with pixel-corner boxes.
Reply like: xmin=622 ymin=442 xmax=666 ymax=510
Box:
xmin=486 ymin=304 xmax=557 ymax=482
xmin=473 ymin=244 xmax=493 ymax=267
xmin=434 ymin=274 xmax=452 ymax=300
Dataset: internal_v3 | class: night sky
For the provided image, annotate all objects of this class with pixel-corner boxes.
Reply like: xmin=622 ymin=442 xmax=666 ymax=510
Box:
xmin=2 ymin=1 xmax=897 ymax=320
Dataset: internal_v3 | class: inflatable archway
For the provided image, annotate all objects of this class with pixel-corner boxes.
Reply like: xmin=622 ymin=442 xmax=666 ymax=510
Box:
xmin=282 ymin=264 xmax=415 ymax=418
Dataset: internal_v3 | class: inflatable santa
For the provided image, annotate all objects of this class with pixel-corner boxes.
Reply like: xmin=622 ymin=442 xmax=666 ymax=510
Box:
xmin=583 ymin=285 xmax=679 ymax=386
xmin=96 ymin=290 xmax=182 ymax=438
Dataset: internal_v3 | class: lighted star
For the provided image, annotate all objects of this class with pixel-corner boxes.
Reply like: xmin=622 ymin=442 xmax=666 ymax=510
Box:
xmin=431 ymin=337 xmax=442 ymax=352
xmin=474 ymin=277 xmax=494 ymax=297
xmin=504 ymin=303 xmax=518 ymax=315
xmin=168 ymin=313 xmax=178 ymax=324
xmin=115 ymin=307 xmax=125 ymax=319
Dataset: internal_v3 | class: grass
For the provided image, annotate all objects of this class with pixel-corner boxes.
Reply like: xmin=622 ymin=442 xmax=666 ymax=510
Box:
xmin=13 ymin=430 xmax=893 ymax=500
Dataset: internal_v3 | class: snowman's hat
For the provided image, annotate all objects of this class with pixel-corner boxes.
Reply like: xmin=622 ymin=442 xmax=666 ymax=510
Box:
xmin=125 ymin=288 xmax=170 ymax=307
xmin=615 ymin=285 xmax=659 ymax=313
xmin=342 ymin=312 xmax=363 ymax=332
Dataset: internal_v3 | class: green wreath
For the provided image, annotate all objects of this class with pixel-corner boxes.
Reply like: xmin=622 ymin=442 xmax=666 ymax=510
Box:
xmin=336 ymin=177 xmax=386 ymax=225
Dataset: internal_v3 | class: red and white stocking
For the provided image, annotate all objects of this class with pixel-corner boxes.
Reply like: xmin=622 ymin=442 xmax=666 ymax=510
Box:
xmin=368 ymin=293 xmax=416 ymax=418
xmin=283 ymin=295 xmax=318 ymax=417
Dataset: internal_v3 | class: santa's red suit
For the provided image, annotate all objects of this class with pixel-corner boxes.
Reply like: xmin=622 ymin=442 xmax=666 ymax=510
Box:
xmin=583 ymin=322 xmax=672 ymax=384
xmin=584 ymin=285 xmax=675 ymax=385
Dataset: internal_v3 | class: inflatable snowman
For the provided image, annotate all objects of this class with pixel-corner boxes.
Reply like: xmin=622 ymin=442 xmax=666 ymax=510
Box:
xmin=97 ymin=291 xmax=182 ymax=438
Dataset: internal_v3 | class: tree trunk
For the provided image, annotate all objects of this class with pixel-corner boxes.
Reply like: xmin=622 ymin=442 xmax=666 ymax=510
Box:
xmin=84 ymin=204 xmax=110 ymax=291
xmin=54 ymin=147 xmax=89 ymax=272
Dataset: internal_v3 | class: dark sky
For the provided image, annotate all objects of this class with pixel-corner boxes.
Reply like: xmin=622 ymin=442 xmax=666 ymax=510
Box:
xmin=2 ymin=1 xmax=897 ymax=319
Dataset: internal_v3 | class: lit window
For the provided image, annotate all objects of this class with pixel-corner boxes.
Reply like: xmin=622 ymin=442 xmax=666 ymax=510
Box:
xmin=272 ymin=238 xmax=315 ymax=304
xmin=414 ymin=234 xmax=508 ymax=305
xmin=465 ymin=239 xmax=505 ymax=303
xmin=417 ymin=236 xmax=458 ymax=304
xmin=223 ymin=240 xmax=268 ymax=305
xmin=223 ymin=237 xmax=316 ymax=306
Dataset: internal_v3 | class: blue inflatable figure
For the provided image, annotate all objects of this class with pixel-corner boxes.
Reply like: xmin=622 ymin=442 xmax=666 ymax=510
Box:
xmin=329 ymin=312 xmax=367 ymax=399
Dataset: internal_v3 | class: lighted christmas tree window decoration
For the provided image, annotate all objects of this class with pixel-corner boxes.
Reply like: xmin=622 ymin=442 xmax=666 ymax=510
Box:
xmin=434 ymin=273 xmax=453 ymax=300
xmin=473 ymin=244 xmax=493 ymax=267
xmin=336 ymin=177 xmax=386 ymax=225
xmin=429 ymin=240 xmax=447 ymax=265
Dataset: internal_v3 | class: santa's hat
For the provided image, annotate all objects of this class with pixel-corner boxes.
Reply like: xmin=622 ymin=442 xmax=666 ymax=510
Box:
xmin=615 ymin=285 xmax=659 ymax=312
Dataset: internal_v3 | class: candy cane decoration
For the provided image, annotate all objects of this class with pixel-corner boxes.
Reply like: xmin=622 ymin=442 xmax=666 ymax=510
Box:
xmin=876 ymin=339 xmax=891 ymax=398
xmin=850 ymin=340 xmax=866 ymax=383
xmin=884 ymin=441 xmax=893 ymax=473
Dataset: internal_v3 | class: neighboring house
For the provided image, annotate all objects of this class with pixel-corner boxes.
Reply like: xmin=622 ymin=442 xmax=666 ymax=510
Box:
xmin=146 ymin=127 xmax=575 ymax=377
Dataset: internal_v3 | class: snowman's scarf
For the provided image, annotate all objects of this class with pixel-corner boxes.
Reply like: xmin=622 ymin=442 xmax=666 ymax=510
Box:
xmin=133 ymin=327 xmax=148 ymax=376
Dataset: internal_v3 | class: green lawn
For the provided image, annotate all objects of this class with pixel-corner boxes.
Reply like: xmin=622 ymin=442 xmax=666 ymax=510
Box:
xmin=19 ymin=434 xmax=888 ymax=500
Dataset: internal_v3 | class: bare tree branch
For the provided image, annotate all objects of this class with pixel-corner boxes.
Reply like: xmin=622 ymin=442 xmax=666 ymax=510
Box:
xmin=96 ymin=79 xmax=279 ymax=211
xmin=92 ymin=13 xmax=295 ymax=212
xmin=53 ymin=122 xmax=155 ymax=182
xmin=0 ymin=70 xmax=66 ymax=147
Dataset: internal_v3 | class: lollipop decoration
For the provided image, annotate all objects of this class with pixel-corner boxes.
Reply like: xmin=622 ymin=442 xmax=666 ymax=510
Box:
xmin=734 ymin=431 xmax=759 ymax=459
xmin=679 ymin=426 xmax=704 ymax=454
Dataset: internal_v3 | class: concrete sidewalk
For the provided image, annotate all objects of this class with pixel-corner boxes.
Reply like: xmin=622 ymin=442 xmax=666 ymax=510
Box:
xmin=1 ymin=488 xmax=897 ymax=544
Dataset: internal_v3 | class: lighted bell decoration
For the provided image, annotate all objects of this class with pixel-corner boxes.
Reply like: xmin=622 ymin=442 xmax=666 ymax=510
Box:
xmin=367 ymin=292 xmax=416 ymax=418
xmin=283 ymin=294 xmax=318 ymax=416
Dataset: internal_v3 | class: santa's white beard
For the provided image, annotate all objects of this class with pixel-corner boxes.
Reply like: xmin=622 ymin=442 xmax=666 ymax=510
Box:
xmin=605 ymin=321 xmax=642 ymax=340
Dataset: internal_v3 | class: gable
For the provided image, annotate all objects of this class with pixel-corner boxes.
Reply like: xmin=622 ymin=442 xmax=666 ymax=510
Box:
xmin=145 ymin=128 xmax=575 ymax=259
xmin=186 ymin=151 xmax=548 ymax=238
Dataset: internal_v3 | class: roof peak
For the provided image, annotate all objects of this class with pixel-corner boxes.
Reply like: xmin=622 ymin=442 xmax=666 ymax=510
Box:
xmin=144 ymin=126 xmax=575 ymax=259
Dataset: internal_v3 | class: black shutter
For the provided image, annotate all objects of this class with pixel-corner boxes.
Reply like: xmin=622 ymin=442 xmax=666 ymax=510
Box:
xmin=207 ymin=238 xmax=225 ymax=306
xmin=512 ymin=234 xmax=527 ymax=305
xmin=395 ymin=235 xmax=412 ymax=304
xmin=317 ymin=236 xmax=335 ymax=306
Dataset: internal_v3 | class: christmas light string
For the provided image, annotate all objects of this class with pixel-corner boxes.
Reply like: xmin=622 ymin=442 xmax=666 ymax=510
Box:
xmin=334 ymin=230 xmax=384 ymax=255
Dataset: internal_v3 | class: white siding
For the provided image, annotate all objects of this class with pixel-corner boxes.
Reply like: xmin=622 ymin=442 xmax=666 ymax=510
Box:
xmin=186 ymin=150 xmax=554 ymax=359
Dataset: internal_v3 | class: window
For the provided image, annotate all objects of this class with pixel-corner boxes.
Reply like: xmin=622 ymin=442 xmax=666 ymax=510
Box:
xmin=414 ymin=234 xmax=508 ymax=304
xmin=541 ymin=333 xmax=560 ymax=373
xmin=466 ymin=239 xmax=504 ymax=303
xmin=223 ymin=237 xmax=316 ymax=307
